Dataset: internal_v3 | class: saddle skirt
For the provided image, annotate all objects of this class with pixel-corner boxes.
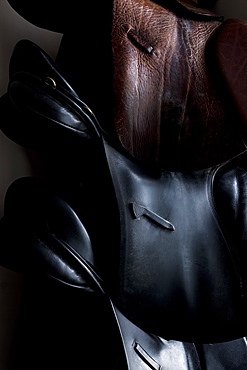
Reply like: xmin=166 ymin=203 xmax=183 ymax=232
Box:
xmin=103 ymin=140 xmax=247 ymax=343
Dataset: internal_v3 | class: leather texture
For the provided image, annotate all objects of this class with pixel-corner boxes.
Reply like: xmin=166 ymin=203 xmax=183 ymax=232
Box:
xmin=2 ymin=174 xmax=247 ymax=369
xmin=214 ymin=18 xmax=247 ymax=141
xmin=199 ymin=338 xmax=247 ymax=369
xmin=1 ymin=169 xmax=247 ymax=369
xmin=4 ymin=1 xmax=245 ymax=171
xmin=0 ymin=176 xmax=202 ymax=370
xmin=0 ymin=177 xmax=101 ymax=290
xmin=104 ymin=141 xmax=247 ymax=342
xmin=1 ymin=34 xmax=247 ymax=341
xmin=0 ymin=177 xmax=128 ymax=370
xmin=112 ymin=304 xmax=202 ymax=370
xmin=0 ymin=40 xmax=101 ymax=152
xmin=2 ymin=38 xmax=247 ymax=340
xmin=1 ymin=1 xmax=247 ymax=368
xmin=110 ymin=0 xmax=244 ymax=171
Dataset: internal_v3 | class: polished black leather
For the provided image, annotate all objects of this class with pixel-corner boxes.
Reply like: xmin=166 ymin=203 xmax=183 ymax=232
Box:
xmin=104 ymin=141 xmax=247 ymax=343
xmin=0 ymin=176 xmax=203 ymax=370
xmin=112 ymin=305 xmax=202 ymax=370
xmin=1 ymin=20 xmax=247 ymax=368
xmin=0 ymin=177 xmax=101 ymax=290
xmin=1 ymin=171 xmax=247 ymax=369
xmin=199 ymin=338 xmax=247 ymax=369
xmin=0 ymin=40 xmax=101 ymax=152
xmin=2 ymin=72 xmax=247 ymax=343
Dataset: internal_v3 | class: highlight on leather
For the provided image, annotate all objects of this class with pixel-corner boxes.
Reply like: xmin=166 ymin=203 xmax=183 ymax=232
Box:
xmin=0 ymin=177 xmax=104 ymax=293
xmin=111 ymin=0 xmax=244 ymax=171
xmin=0 ymin=40 xmax=102 ymax=152
xmin=1 ymin=1 xmax=247 ymax=367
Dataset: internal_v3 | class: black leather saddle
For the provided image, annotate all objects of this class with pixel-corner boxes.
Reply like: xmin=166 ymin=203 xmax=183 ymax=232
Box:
xmin=1 ymin=38 xmax=247 ymax=369
xmin=2 ymin=0 xmax=247 ymax=367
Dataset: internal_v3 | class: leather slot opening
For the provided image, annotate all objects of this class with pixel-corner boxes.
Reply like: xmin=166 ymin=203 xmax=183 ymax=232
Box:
xmin=133 ymin=341 xmax=162 ymax=370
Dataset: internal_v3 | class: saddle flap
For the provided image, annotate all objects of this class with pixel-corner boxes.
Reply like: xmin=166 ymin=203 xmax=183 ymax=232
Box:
xmin=103 ymin=140 xmax=247 ymax=343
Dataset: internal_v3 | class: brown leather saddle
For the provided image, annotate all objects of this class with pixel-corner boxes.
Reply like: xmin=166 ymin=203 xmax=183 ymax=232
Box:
xmin=109 ymin=0 xmax=246 ymax=171
xmin=4 ymin=0 xmax=247 ymax=170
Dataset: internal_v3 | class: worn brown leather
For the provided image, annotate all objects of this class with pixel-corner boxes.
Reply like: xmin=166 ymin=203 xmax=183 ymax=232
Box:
xmin=214 ymin=19 xmax=247 ymax=141
xmin=112 ymin=0 xmax=245 ymax=171
xmin=6 ymin=0 xmax=246 ymax=171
